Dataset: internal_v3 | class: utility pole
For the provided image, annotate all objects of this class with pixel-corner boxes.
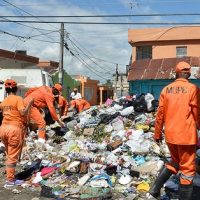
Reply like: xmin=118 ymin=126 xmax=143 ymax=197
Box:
xmin=59 ymin=22 xmax=64 ymax=85
xmin=114 ymin=64 xmax=118 ymax=99
xmin=120 ymin=74 xmax=123 ymax=97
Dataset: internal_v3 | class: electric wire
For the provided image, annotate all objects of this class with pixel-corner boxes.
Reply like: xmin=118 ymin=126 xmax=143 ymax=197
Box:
xmin=64 ymin=43 xmax=111 ymax=80
xmin=3 ymin=13 xmax=200 ymax=17
xmin=0 ymin=29 xmax=60 ymax=43
xmin=69 ymin=35 xmax=128 ymax=66
xmin=69 ymin=53 xmax=110 ymax=81
xmin=1 ymin=20 xmax=200 ymax=25
xmin=2 ymin=0 xmax=58 ymax=30
xmin=1 ymin=0 xmax=59 ymax=43
xmin=68 ymin=38 xmax=114 ymax=73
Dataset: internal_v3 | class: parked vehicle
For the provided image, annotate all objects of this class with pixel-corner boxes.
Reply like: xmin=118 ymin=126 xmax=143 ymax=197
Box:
xmin=0 ymin=68 xmax=53 ymax=102
xmin=0 ymin=68 xmax=54 ymax=125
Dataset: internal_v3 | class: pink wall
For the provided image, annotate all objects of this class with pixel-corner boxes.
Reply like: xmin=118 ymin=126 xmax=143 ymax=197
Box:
xmin=128 ymin=27 xmax=200 ymax=44
xmin=132 ymin=40 xmax=200 ymax=61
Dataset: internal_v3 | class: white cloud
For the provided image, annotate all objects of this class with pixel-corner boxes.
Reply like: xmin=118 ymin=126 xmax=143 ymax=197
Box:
xmin=0 ymin=0 xmax=164 ymax=82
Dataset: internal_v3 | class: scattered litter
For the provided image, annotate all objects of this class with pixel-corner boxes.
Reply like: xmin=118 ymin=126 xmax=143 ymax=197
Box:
xmin=12 ymin=189 xmax=21 ymax=194
xmin=0 ymin=94 xmax=173 ymax=199
xmin=137 ymin=182 xmax=150 ymax=192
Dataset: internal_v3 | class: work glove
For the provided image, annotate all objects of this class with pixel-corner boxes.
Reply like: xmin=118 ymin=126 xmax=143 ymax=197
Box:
xmin=57 ymin=120 xmax=65 ymax=128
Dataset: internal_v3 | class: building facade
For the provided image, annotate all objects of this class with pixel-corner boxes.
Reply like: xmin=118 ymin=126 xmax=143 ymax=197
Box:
xmin=97 ymin=85 xmax=114 ymax=105
xmin=128 ymin=27 xmax=200 ymax=98
xmin=112 ymin=73 xmax=129 ymax=98
xmin=128 ymin=26 xmax=200 ymax=61
xmin=73 ymin=75 xmax=99 ymax=105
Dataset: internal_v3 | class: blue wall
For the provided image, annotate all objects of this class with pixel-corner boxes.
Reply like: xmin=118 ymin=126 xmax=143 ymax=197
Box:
xmin=129 ymin=79 xmax=200 ymax=99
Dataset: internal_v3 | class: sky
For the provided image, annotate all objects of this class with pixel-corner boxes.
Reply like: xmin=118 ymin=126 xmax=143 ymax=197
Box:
xmin=0 ymin=0 xmax=200 ymax=83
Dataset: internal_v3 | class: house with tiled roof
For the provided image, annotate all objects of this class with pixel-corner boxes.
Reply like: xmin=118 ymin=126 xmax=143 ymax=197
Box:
xmin=128 ymin=26 xmax=200 ymax=98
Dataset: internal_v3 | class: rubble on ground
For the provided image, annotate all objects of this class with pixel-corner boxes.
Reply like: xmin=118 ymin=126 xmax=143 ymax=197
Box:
xmin=0 ymin=94 xmax=198 ymax=199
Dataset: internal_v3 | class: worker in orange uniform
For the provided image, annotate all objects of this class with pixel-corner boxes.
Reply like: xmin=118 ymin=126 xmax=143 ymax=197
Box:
xmin=57 ymin=95 xmax=68 ymax=117
xmin=24 ymin=85 xmax=65 ymax=143
xmin=148 ymin=61 xmax=200 ymax=200
xmin=70 ymin=98 xmax=90 ymax=113
xmin=54 ymin=83 xmax=69 ymax=117
xmin=0 ymin=80 xmax=33 ymax=187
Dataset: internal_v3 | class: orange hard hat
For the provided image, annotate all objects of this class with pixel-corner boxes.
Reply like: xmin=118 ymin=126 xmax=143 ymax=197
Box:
xmin=4 ymin=79 xmax=17 ymax=88
xmin=175 ymin=61 xmax=191 ymax=73
xmin=54 ymin=83 xmax=62 ymax=92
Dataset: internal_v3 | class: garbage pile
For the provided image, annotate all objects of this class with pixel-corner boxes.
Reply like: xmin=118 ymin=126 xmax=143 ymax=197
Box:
xmin=0 ymin=94 xmax=176 ymax=199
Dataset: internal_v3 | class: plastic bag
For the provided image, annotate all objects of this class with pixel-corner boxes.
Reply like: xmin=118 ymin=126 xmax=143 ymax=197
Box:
xmin=113 ymin=104 xmax=123 ymax=111
xmin=104 ymin=124 xmax=113 ymax=133
xmin=89 ymin=173 xmax=112 ymax=187
xmin=67 ymin=120 xmax=77 ymax=131
xmin=133 ymin=94 xmax=147 ymax=112
xmin=112 ymin=117 xmax=124 ymax=131
xmin=145 ymin=93 xmax=155 ymax=112
xmin=119 ymin=174 xmax=132 ymax=185
xmin=78 ymin=173 xmax=91 ymax=186
xmin=120 ymin=106 xmax=134 ymax=116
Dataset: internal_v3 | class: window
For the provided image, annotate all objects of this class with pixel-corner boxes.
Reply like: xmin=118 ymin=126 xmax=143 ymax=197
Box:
xmin=176 ymin=46 xmax=187 ymax=58
xmin=136 ymin=46 xmax=152 ymax=60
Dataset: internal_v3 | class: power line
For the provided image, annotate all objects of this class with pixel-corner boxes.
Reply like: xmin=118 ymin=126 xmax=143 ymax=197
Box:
xmin=68 ymin=38 xmax=114 ymax=73
xmin=71 ymin=48 xmax=112 ymax=75
xmin=89 ymin=56 xmax=127 ymax=66
xmin=0 ymin=2 xmax=124 ymax=7
xmin=71 ymin=53 xmax=109 ymax=81
xmin=67 ymin=38 xmax=126 ymax=68
xmin=69 ymin=35 xmax=127 ymax=66
xmin=64 ymin=44 xmax=111 ymax=79
xmin=69 ymin=35 xmax=94 ymax=57
xmin=0 ymin=29 xmax=29 ymax=40
xmin=1 ymin=0 xmax=59 ymax=43
xmin=69 ymin=35 xmax=128 ymax=65
xmin=0 ymin=29 xmax=60 ymax=44
xmin=0 ymin=16 xmax=57 ymax=31
xmin=28 ymin=30 xmax=58 ymax=38
xmin=64 ymin=41 xmax=111 ymax=79
xmin=3 ymin=13 xmax=200 ymax=17
xmin=1 ymin=0 xmax=58 ymax=30
xmin=30 ymin=38 xmax=59 ymax=44
xmin=2 ymin=20 xmax=200 ymax=25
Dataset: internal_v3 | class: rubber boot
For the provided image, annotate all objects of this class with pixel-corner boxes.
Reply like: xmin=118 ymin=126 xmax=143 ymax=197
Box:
xmin=178 ymin=184 xmax=193 ymax=200
xmin=149 ymin=166 xmax=173 ymax=198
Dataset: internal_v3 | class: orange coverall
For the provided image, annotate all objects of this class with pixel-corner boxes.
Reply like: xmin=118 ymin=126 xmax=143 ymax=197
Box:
xmin=155 ymin=78 xmax=200 ymax=185
xmin=58 ymin=95 xmax=68 ymax=116
xmin=71 ymin=99 xmax=90 ymax=113
xmin=0 ymin=95 xmax=26 ymax=181
xmin=24 ymin=86 xmax=58 ymax=139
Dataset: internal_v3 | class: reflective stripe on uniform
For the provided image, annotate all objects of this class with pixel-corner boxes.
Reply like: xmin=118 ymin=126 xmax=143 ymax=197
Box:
xmin=38 ymin=127 xmax=46 ymax=131
xmin=181 ymin=173 xmax=194 ymax=181
xmin=6 ymin=163 xmax=16 ymax=168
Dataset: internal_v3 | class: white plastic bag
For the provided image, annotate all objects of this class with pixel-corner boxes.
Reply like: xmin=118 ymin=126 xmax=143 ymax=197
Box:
xmin=78 ymin=173 xmax=91 ymax=186
xmin=112 ymin=117 xmax=124 ymax=131
xmin=104 ymin=124 xmax=113 ymax=133
xmin=145 ymin=93 xmax=154 ymax=111
xmin=120 ymin=106 xmax=134 ymax=116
